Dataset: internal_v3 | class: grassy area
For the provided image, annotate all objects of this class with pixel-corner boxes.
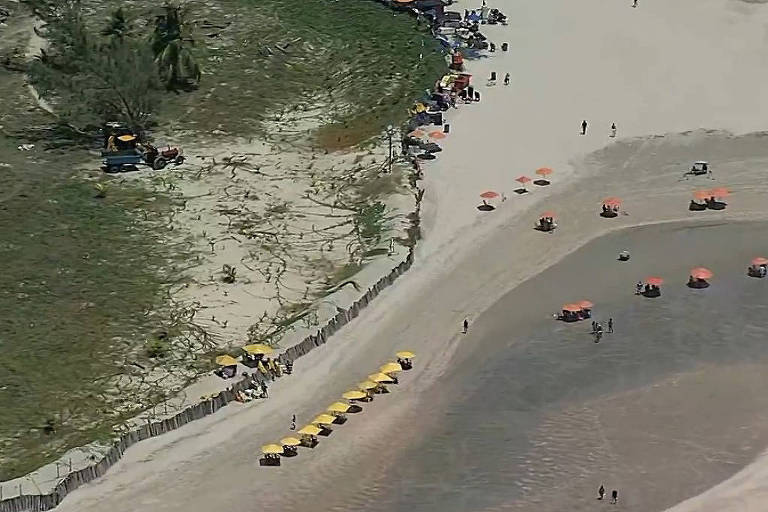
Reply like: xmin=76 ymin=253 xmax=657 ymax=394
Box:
xmin=0 ymin=7 xmax=185 ymax=477
xmin=154 ymin=0 xmax=446 ymax=147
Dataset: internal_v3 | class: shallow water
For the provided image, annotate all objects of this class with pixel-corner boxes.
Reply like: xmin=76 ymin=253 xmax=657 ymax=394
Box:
xmin=316 ymin=221 xmax=768 ymax=512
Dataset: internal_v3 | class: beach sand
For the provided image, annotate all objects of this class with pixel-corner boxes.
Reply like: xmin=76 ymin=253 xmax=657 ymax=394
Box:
xmin=49 ymin=0 xmax=768 ymax=510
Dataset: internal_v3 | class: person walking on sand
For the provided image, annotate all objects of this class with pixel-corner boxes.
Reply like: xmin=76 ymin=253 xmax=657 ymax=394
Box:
xmin=633 ymin=0 xmax=638 ymax=7
xmin=611 ymin=122 xmax=617 ymax=138
xmin=598 ymin=485 xmax=605 ymax=500
xmin=611 ymin=489 xmax=619 ymax=504
xmin=581 ymin=120 xmax=588 ymax=135
xmin=608 ymin=318 xmax=614 ymax=333
xmin=504 ymin=73 xmax=510 ymax=86
xmin=463 ymin=318 xmax=469 ymax=334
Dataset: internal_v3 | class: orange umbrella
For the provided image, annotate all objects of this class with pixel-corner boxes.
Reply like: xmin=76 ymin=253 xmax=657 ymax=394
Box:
xmin=709 ymin=187 xmax=729 ymax=198
xmin=751 ymin=257 xmax=768 ymax=266
xmin=577 ymin=300 xmax=593 ymax=309
xmin=540 ymin=211 xmax=556 ymax=219
xmin=429 ymin=131 xmax=447 ymax=139
xmin=602 ymin=197 xmax=622 ymax=206
xmin=480 ymin=191 xmax=499 ymax=199
xmin=535 ymin=167 xmax=553 ymax=176
xmin=562 ymin=303 xmax=581 ymax=312
xmin=408 ymin=129 xmax=425 ymax=138
xmin=516 ymin=176 xmax=532 ymax=184
xmin=690 ymin=267 xmax=713 ymax=280
xmin=693 ymin=190 xmax=711 ymax=201
xmin=645 ymin=276 xmax=664 ymax=286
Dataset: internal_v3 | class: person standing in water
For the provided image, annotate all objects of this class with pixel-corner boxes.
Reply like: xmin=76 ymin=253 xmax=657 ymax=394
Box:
xmin=581 ymin=120 xmax=588 ymax=135
xmin=611 ymin=489 xmax=619 ymax=504
xmin=598 ymin=485 xmax=605 ymax=500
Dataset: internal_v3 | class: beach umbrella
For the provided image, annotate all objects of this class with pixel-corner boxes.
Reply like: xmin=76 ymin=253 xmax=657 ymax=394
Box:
xmin=312 ymin=414 xmax=336 ymax=426
xmin=690 ymin=267 xmax=713 ymax=280
xmin=379 ymin=362 xmax=403 ymax=374
xmin=342 ymin=390 xmax=367 ymax=400
xmin=693 ymin=190 xmax=711 ymax=201
xmin=429 ymin=131 xmax=447 ymax=139
xmin=577 ymin=300 xmax=593 ymax=309
xmin=602 ymin=197 xmax=622 ymax=206
xmin=242 ymin=343 xmax=273 ymax=356
xmin=298 ymin=425 xmax=322 ymax=436
xmin=709 ymin=187 xmax=729 ymax=198
xmin=327 ymin=402 xmax=351 ymax=414
xmin=562 ymin=303 xmax=581 ymax=312
xmin=396 ymin=351 xmax=416 ymax=359
xmin=262 ymin=444 xmax=283 ymax=455
xmin=480 ymin=191 xmax=499 ymax=199
xmin=408 ymin=129 xmax=425 ymax=138
xmin=117 ymin=134 xmax=136 ymax=142
xmin=752 ymin=257 xmax=768 ymax=266
xmin=368 ymin=372 xmax=396 ymax=383
xmin=280 ymin=437 xmax=301 ymax=447
xmin=645 ymin=276 xmax=664 ymax=286
xmin=540 ymin=211 xmax=557 ymax=219
xmin=358 ymin=381 xmax=378 ymax=391
xmin=516 ymin=176 xmax=532 ymax=184
xmin=535 ymin=167 xmax=553 ymax=176
xmin=214 ymin=355 xmax=238 ymax=367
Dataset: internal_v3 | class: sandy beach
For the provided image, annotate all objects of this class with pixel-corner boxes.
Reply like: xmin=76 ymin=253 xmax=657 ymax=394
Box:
xmin=44 ymin=0 xmax=768 ymax=510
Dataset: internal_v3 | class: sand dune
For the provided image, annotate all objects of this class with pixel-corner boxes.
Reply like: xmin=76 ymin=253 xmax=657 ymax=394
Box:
xmin=50 ymin=0 xmax=768 ymax=510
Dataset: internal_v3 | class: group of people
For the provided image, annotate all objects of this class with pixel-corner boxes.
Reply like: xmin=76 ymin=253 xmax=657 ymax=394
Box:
xmin=635 ymin=281 xmax=660 ymax=296
xmin=591 ymin=318 xmax=614 ymax=342
xmin=602 ymin=203 xmax=620 ymax=215
xmin=748 ymin=263 xmax=768 ymax=278
xmin=538 ymin=216 xmax=556 ymax=231
xmin=598 ymin=485 xmax=620 ymax=504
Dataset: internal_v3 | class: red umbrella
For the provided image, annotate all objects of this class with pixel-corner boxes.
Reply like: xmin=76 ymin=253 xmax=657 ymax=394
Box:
xmin=562 ymin=303 xmax=581 ymax=312
xmin=577 ymin=300 xmax=593 ymax=309
xmin=540 ymin=211 xmax=557 ymax=219
xmin=709 ymin=187 xmax=729 ymax=198
xmin=480 ymin=191 xmax=499 ymax=199
xmin=751 ymin=257 xmax=768 ymax=266
xmin=690 ymin=267 xmax=713 ymax=280
xmin=693 ymin=190 xmax=711 ymax=201
xmin=429 ymin=131 xmax=447 ymax=139
xmin=516 ymin=176 xmax=532 ymax=184
xmin=535 ymin=167 xmax=553 ymax=176
xmin=645 ymin=276 xmax=664 ymax=286
xmin=408 ymin=129 xmax=425 ymax=138
xmin=602 ymin=197 xmax=622 ymax=206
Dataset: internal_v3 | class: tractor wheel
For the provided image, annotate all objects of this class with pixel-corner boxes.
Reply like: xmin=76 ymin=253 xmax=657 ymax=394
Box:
xmin=152 ymin=157 xmax=168 ymax=170
xmin=174 ymin=156 xmax=185 ymax=165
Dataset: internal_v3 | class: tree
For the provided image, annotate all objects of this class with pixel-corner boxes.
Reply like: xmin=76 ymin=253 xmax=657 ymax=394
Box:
xmin=29 ymin=3 xmax=161 ymax=134
xmin=101 ymin=7 xmax=133 ymax=45
xmin=151 ymin=2 xmax=201 ymax=90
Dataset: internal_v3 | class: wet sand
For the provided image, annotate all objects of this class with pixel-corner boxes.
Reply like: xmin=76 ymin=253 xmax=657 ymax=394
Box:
xmin=295 ymin=221 xmax=768 ymax=512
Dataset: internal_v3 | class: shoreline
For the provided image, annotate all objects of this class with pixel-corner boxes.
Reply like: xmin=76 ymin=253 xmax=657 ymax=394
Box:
xmin=8 ymin=0 xmax=768 ymax=510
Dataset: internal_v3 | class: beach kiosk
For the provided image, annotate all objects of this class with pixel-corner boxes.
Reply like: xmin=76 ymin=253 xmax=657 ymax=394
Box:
xmin=297 ymin=424 xmax=321 ymax=447
xmin=261 ymin=444 xmax=283 ymax=466
xmin=214 ymin=355 xmax=239 ymax=379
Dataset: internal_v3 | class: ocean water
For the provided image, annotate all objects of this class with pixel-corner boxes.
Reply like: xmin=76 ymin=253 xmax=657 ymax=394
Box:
xmin=319 ymin=221 xmax=768 ymax=512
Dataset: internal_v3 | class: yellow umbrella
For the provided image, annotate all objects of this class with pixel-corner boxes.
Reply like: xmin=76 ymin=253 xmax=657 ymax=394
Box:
xmin=261 ymin=444 xmax=283 ymax=455
xmin=379 ymin=362 xmax=402 ymax=374
xmin=342 ymin=390 xmax=367 ymax=400
xmin=396 ymin=351 xmax=415 ymax=359
xmin=368 ymin=372 xmax=395 ymax=383
xmin=298 ymin=425 xmax=322 ymax=436
xmin=312 ymin=414 xmax=336 ymax=425
xmin=243 ymin=344 xmax=273 ymax=355
xmin=280 ymin=437 xmax=301 ymax=447
xmin=358 ymin=381 xmax=378 ymax=391
xmin=215 ymin=355 xmax=238 ymax=366
xmin=117 ymin=134 xmax=136 ymax=142
xmin=327 ymin=402 xmax=351 ymax=414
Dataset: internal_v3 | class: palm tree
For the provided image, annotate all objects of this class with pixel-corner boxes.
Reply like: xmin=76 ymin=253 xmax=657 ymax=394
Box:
xmin=151 ymin=2 xmax=201 ymax=89
xmin=101 ymin=7 xmax=132 ymax=45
